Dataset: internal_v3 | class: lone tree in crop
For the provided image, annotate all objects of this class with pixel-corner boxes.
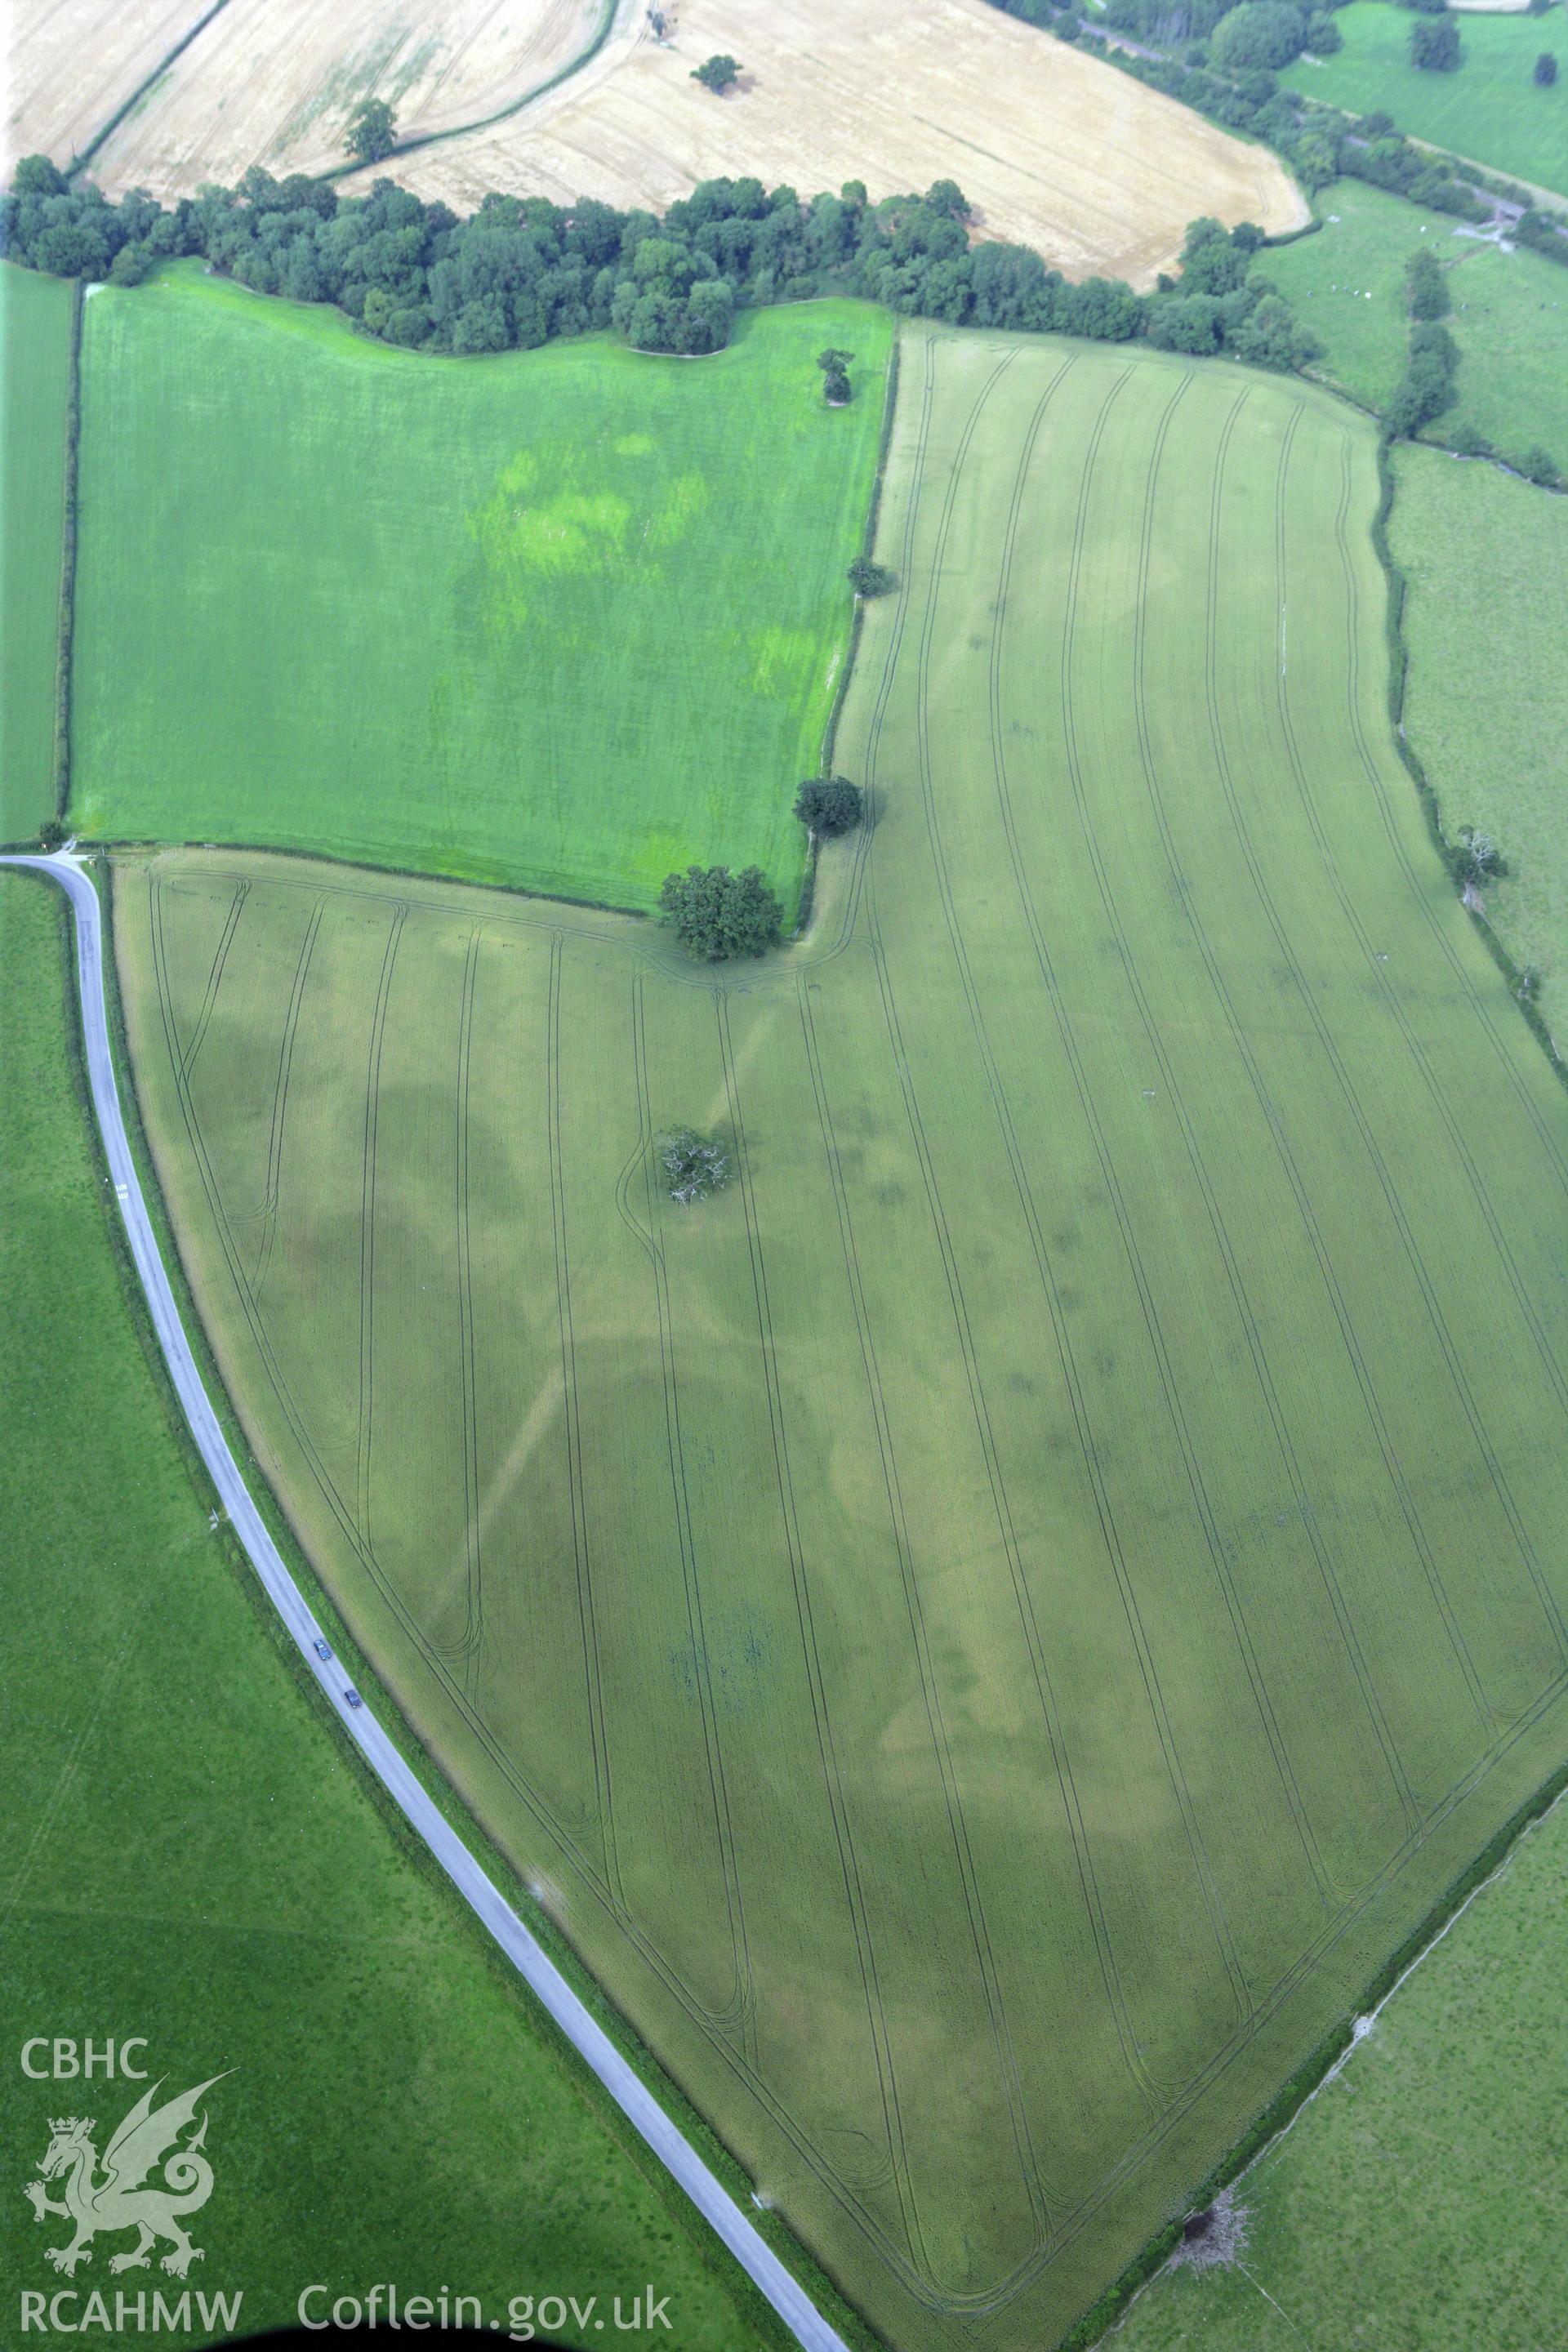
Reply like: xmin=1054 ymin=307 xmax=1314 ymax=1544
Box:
xmin=817 ymin=346 xmax=854 ymax=404
xmin=347 ymin=98 xmax=398 ymax=163
xmin=795 ymin=777 xmax=862 ymax=837
xmin=691 ymin=54 xmax=740 ymax=93
xmin=660 ymin=1129 xmax=733 ymax=1205
xmin=660 ymin=865 xmax=782 ymax=960
xmin=1535 ymin=51 xmax=1559 ymax=85
xmin=847 ymin=556 xmax=896 ymax=597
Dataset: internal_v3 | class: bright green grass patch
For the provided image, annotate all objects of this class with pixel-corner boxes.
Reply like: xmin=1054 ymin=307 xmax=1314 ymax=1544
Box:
xmin=1389 ymin=443 xmax=1568 ymax=1044
xmin=1111 ymin=1787 xmax=1568 ymax=2352
xmin=112 ymin=330 xmax=1568 ymax=2352
xmin=0 ymin=868 xmax=778 ymax=2350
xmin=70 ymin=266 xmax=889 ymax=914
xmin=0 ymin=264 xmax=73 ymax=842
xmin=1263 ymin=178 xmax=1568 ymax=461
xmin=1303 ymin=2 xmax=1568 ymax=198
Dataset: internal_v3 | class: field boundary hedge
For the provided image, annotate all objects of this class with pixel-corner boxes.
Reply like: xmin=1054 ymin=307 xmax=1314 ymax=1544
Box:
xmin=1370 ymin=439 xmax=1566 ymax=1088
xmin=1065 ymin=1746 xmax=1568 ymax=2348
xmin=797 ymin=334 xmax=902 ymax=939
xmin=71 ymin=0 xmax=238 ymax=177
xmin=51 ymin=278 xmax=83 ymax=824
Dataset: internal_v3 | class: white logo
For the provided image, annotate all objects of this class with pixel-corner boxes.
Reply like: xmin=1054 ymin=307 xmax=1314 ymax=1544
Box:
xmin=24 ymin=2075 xmax=229 ymax=2280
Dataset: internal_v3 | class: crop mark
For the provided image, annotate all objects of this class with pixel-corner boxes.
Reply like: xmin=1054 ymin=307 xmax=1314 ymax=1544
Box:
xmin=355 ymin=903 xmax=406 ymax=1552
xmin=626 ymin=973 xmax=753 ymax=2038
xmin=454 ymin=927 xmax=485 ymax=1696
xmin=252 ymin=897 xmax=323 ymax=1300
xmin=1264 ymin=439 xmax=1568 ymax=1666
xmin=546 ymin=933 xmax=621 ymax=1903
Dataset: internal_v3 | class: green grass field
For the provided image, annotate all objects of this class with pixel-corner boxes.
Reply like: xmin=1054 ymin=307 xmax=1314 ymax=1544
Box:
xmin=69 ymin=267 xmax=889 ymax=914
xmin=1 ymin=263 xmax=74 ymax=843
xmin=0 ymin=866 xmax=778 ymax=2350
xmin=111 ymin=328 xmax=1568 ymax=2351
xmin=1303 ymin=2 xmax=1568 ymax=198
xmin=1388 ymin=443 xmax=1568 ymax=1045
xmin=1112 ymin=1788 xmax=1568 ymax=2350
xmin=1263 ymin=179 xmax=1568 ymax=463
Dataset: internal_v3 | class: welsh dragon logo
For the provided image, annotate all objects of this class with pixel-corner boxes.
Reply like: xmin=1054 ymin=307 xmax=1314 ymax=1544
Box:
xmin=24 ymin=2074 xmax=229 ymax=2278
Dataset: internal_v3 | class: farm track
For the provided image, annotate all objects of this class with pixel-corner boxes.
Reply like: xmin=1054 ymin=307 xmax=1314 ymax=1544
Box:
xmin=105 ymin=328 xmax=1568 ymax=2352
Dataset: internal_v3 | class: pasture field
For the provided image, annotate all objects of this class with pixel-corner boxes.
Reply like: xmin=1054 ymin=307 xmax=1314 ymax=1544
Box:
xmin=378 ymin=0 xmax=1307 ymax=289
xmin=0 ymin=262 xmax=73 ymax=843
xmin=0 ymin=870 xmax=771 ymax=2350
xmin=113 ymin=328 xmax=1568 ymax=2351
xmin=1303 ymin=2 xmax=1568 ymax=202
xmin=1112 ymin=1788 xmax=1568 ymax=2350
xmin=83 ymin=0 xmax=620 ymax=203
xmin=1263 ymin=179 xmax=1568 ymax=461
xmin=70 ymin=268 xmax=889 ymax=915
xmin=1389 ymin=445 xmax=1568 ymax=1047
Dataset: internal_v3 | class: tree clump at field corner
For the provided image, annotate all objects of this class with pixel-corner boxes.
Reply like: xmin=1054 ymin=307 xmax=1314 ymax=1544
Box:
xmin=847 ymin=556 xmax=896 ymax=597
xmin=659 ymin=1129 xmax=733 ymax=1205
xmin=691 ymin=54 xmax=740 ymax=95
xmin=817 ymin=346 xmax=854 ymax=404
xmin=659 ymin=865 xmax=782 ymax=960
xmin=795 ymin=777 xmax=862 ymax=837
xmin=346 ymin=98 xmax=398 ymax=165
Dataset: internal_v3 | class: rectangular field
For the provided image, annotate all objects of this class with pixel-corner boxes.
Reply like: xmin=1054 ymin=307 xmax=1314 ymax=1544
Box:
xmin=1263 ymin=178 xmax=1568 ymax=465
xmin=1303 ymin=2 xmax=1567 ymax=201
xmin=114 ymin=331 xmax=1568 ymax=2350
xmin=1 ymin=262 xmax=74 ymax=842
xmin=71 ymin=269 xmax=889 ymax=913
xmin=1390 ymin=443 xmax=1568 ymax=1045
xmin=377 ymin=0 xmax=1307 ymax=290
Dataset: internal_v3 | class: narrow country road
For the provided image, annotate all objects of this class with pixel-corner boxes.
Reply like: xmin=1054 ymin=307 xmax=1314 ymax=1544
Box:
xmin=2 ymin=849 xmax=849 ymax=2352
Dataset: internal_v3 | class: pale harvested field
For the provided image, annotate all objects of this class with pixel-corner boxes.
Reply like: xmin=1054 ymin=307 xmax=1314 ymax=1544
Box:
xmin=373 ymin=0 xmax=1307 ymax=287
xmin=3 ymin=0 xmax=207 ymax=174
xmin=10 ymin=0 xmax=615 ymax=196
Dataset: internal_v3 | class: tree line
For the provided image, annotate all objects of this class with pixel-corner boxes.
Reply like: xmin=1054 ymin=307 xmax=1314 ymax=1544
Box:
xmin=2 ymin=154 xmax=1312 ymax=372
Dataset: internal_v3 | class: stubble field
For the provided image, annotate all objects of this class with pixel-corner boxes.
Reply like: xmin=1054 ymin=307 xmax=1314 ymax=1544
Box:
xmin=81 ymin=0 xmax=619 ymax=201
xmin=113 ymin=327 xmax=1568 ymax=2351
xmin=344 ymin=0 xmax=1307 ymax=290
xmin=69 ymin=268 xmax=889 ymax=914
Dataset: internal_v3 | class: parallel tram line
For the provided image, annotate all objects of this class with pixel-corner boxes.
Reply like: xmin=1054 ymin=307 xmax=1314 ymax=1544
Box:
xmin=454 ymin=928 xmax=486 ymax=1694
xmin=1062 ymin=375 xmax=1429 ymax=1839
xmin=546 ymin=933 xmax=623 ymax=1909
xmin=355 ymin=901 xmax=406 ymax=1552
xmin=1160 ymin=399 xmax=1497 ymax=1737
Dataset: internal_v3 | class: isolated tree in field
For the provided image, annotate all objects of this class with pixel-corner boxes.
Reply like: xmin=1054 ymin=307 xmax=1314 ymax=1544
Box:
xmin=1410 ymin=17 xmax=1461 ymax=72
xmin=659 ymin=1129 xmax=733 ymax=1204
xmin=847 ymin=556 xmax=896 ymax=597
xmin=691 ymin=55 xmax=740 ymax=94
xmin=817 ymin=345 xmax=854 ymax=403
xmin=795 ymin=777 xmax=862 ymax=837
xmin=346 ymin=98 xmax=398 ymax=164
xmin=1535 ymin=51 xmax=1559 ymax=86
xmin=659 ymin=865 xmax=782 ymax=960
